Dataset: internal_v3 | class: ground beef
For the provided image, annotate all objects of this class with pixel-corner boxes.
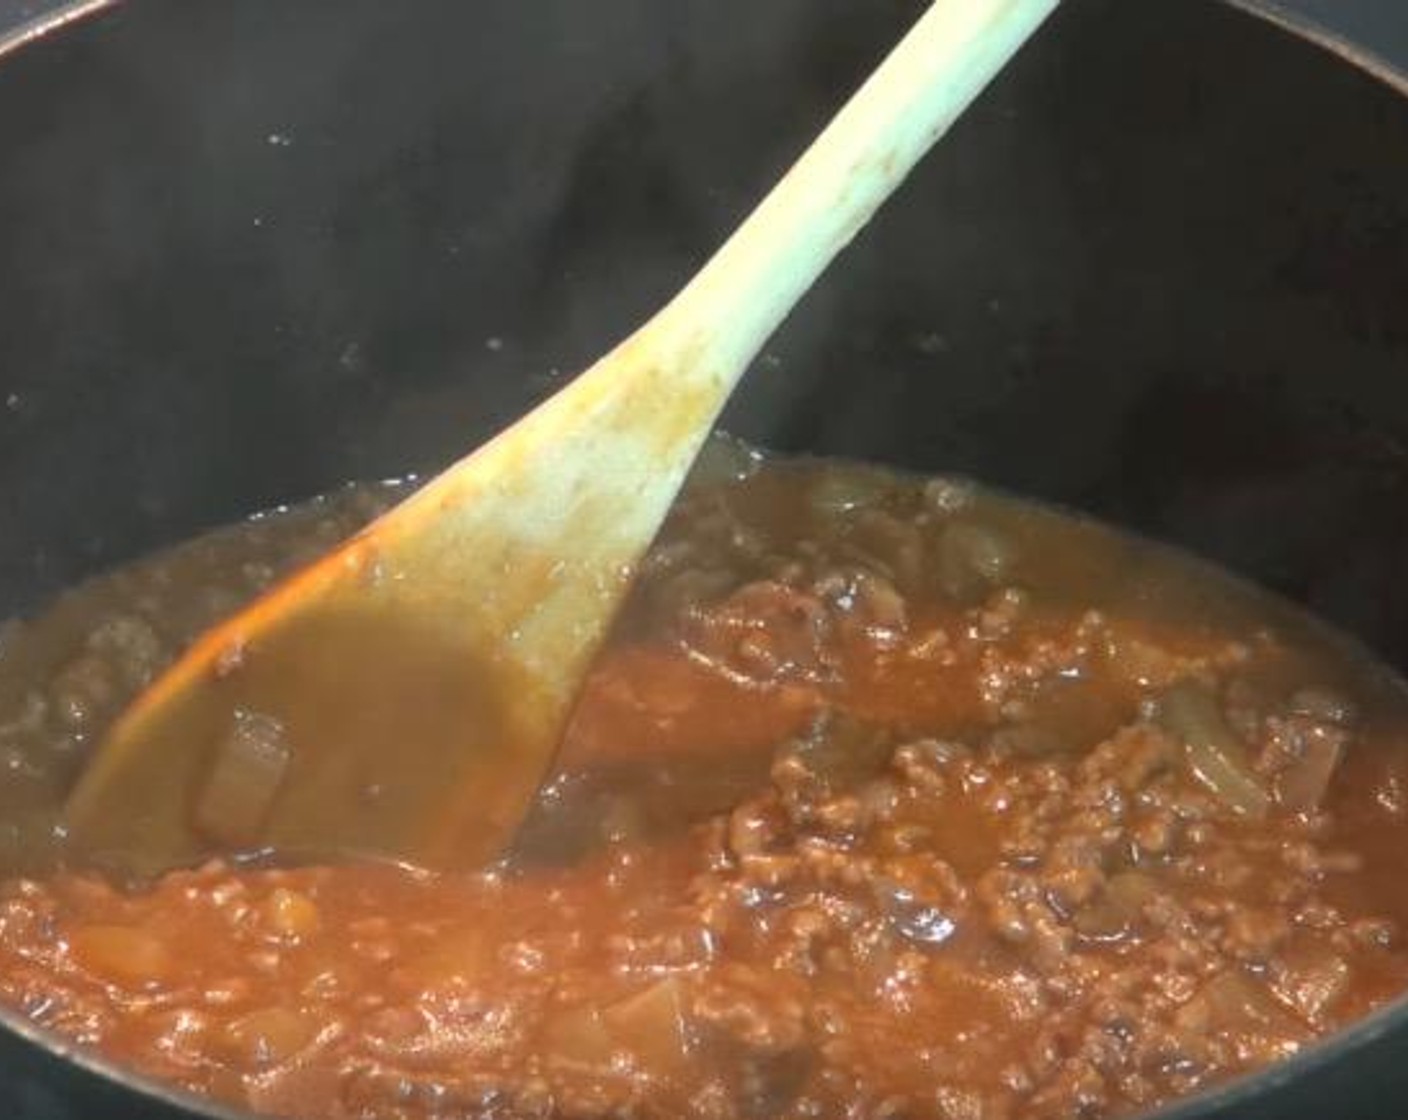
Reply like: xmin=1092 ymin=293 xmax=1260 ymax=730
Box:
xmin=0 ymin=448 xmax=1406 ymax=1119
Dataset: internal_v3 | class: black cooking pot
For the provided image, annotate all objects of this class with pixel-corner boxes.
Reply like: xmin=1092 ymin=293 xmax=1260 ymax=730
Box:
xmin=2 ymin=1 xmax=1407 ymax=1116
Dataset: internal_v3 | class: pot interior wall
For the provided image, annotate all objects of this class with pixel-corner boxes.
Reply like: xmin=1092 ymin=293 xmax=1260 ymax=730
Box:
xmin=0 ymin=0 xmax=1405 ymax=671
xmin=0 ymin=1 xmax=1407 ymax=1117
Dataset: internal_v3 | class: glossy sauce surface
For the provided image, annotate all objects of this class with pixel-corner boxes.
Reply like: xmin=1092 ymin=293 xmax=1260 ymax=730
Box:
xmin=0 ymin=444 xmax=1406 ymax=1119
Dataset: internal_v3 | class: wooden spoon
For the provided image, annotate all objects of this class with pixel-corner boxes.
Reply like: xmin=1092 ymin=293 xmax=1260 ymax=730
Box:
xmin=64 ymin=0 xmax=1059 ymax=874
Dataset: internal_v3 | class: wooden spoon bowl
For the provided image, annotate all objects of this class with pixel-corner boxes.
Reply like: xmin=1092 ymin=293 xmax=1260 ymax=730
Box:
xmin=64 ymin=0 xmax=1059 ymax=873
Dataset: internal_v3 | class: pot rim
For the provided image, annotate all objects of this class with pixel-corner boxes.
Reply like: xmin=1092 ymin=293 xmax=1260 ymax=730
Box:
xmin=0 ymin=0 xmax=111 ymax=62
xmin=1228 ymin=0 xmax=1408 ymax=97
xmin=0 ymin=1 xmax=1406 ymax=1118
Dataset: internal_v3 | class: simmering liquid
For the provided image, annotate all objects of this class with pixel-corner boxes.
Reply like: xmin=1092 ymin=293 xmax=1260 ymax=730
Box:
xmin=0 ymin=441 xmax=1405 ymax=1119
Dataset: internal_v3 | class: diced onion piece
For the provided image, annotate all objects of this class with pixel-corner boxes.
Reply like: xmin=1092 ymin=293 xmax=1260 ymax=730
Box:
xmin=1272 ymin=947 xmax=1350 ymax=1024
xmin=991 ymin=723 xmax=1067 ymax=758
xmin=1105 ymin=629 xmax=1185 ymax=689
xmin=194 ymin=709 xmax=290 ymax=847
xmin=1073 ymin=872 xmax=1161 ymax=939
xmin=401 ymin=930 xmax=493 ymax=991
xmin=220 ymin=1007 xmax=321 ymax=1067
xmin=808 ymin=468 xmax=891 ymax=515
xmin=601 ymin=978 xmax=693 ymax=1077
xmin=544 ymin=980 xmax=694 ymax=1077
xmin=936 ymin=522 xmax=1015 ymax=602
xmin=850 ymin=510 xmax=925 ymax=591
xmin=68 ymin=924 xmax=174 ymax=988
xmin=1275 ymin=728 xmax=1345 ymax=814
xmin=1156 ymin=682 xmax=1270 ymax=818
xmin=541 ymin=1006 xmax=615 ymax=1069
xmin=922 ymin=478 xmax=976 ymax=515
xmin=1179 ymin=970 xmax=1304 ymax=1037
xmin=262 ymin=888 xmax=321 ymax=941
xmin=1288 ymin=687 xmax=1356 ymax=727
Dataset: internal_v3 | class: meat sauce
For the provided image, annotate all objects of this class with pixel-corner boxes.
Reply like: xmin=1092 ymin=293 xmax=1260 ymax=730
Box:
xmin=0 ymin=441 xmax=1406 ymax=1119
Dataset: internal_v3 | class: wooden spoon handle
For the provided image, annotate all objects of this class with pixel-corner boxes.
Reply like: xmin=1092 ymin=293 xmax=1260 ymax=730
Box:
xmin=649 ymin=0 xmax=1061 ymax=379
